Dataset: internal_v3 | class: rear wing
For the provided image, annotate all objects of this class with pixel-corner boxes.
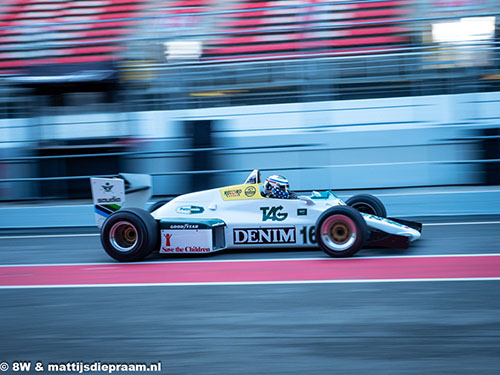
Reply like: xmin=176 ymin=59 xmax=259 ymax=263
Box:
xmin=90 ymin=173 xmax=152 ymax=228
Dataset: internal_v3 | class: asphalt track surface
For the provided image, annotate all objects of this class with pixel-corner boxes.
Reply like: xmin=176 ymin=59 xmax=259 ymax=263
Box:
xmin=1 ymin=217 xmax=500 ymax=374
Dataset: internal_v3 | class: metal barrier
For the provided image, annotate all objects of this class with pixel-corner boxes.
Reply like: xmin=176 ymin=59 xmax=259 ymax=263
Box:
xmin=121 ymin=42 xmax=500 ymax=110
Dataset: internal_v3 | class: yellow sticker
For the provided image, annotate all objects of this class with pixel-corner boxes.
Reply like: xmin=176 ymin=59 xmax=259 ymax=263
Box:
xmin=220 ymin=184 xmax=263 ymax=201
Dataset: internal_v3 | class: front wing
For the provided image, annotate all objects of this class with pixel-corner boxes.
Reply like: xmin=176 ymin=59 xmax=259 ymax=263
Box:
xmin=367 ymin=218 xmax=422 ymax=249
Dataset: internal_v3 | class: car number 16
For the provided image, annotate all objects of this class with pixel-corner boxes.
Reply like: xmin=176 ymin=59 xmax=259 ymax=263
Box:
xmin=300 ymin=226 xmax=316 ymax=244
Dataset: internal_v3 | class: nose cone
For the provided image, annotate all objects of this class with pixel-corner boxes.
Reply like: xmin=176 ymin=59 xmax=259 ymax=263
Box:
xmin=407 ymin=227 xmax=421 ymax=241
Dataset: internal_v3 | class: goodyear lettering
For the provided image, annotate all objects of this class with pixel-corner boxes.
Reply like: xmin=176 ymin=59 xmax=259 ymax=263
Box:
xmin=169 ymin=224 xmax=200 ymax=229
xmin=233 ymin=227 xmax=296 ymax=244
xmin=260 ymin=206 xmax=288 ymax=221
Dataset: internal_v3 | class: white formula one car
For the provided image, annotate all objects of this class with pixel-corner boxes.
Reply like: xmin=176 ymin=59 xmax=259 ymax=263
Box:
xmin=90 ymin=170 xmax=421 ymax=262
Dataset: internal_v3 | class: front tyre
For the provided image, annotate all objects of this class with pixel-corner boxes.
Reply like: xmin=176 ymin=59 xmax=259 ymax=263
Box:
xmin=315 ymin=206 xmax=368 ymax=257
xmin=346 ymin=194 xmax=387 ymax=218
xmin=101 ymin=208 xmax=158 ymax=262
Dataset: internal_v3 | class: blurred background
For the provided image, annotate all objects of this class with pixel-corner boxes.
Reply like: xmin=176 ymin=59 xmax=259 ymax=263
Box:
xmin=0 ymin=0 xmax=499 ymax=201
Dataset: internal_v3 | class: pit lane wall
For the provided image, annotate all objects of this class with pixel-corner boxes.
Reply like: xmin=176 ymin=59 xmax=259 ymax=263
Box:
xmin=1 ymin=91 xmax=500 ymax=201
xmin=136 ymin=91 xmax=499 ymax=195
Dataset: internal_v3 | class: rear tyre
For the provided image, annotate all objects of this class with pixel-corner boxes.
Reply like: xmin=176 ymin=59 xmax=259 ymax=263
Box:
xmin=346 ymin=194 xmax=387 ymax=218
xmin=315 ymin=206 xmax=368 ymax=257
xmin=101 ymin=208 xmax=158 ymax=262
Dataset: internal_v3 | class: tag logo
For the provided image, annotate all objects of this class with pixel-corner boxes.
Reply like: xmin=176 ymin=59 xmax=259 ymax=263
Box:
xmin=261 ymin=206 xmax=288 ymax=221
xmin=163 ymin=233 xmax=172 ymax=246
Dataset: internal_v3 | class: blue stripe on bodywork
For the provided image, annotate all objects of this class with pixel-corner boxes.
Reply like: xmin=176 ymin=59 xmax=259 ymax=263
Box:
xmin=95 ymin=206 xmax=111 ymax=218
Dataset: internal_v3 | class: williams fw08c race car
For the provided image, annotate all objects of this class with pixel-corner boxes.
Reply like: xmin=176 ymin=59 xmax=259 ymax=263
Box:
xmin=90 ymin=170 xmax=422 ymax=262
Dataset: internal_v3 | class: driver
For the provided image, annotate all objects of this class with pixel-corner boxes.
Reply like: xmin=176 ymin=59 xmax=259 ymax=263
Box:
xmin=262 ymin=175 xmax=295 ymax=199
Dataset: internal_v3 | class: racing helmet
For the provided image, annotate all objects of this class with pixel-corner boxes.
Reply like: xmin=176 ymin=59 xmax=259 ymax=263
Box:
xmin=264 ymin=175 xmax=290 ymax=199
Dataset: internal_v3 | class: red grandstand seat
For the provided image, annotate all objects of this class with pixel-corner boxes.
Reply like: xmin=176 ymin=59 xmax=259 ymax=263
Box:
xmin=0 ymin=0 xmax=415 ymax=74
xmin=204 ymin=0 xmax=414 ymax=60
xmin=0 ymin=0 xmax=150 ymax=76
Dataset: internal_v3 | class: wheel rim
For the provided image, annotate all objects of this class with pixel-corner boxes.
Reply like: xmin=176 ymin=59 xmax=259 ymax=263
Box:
xmin=351 ymin=202 xmax=376 ymax=215
xmin=109 ymin=221 xmax=138 ymax=252
xmin=320 ymin=215 xmax=357 ymax=251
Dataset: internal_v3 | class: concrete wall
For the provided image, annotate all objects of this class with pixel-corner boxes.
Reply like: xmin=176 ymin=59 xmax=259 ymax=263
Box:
xmin=138 ymin=92 xmax=500 ymax=194
xmin=1 ymin=92 xmax=500 ymax=199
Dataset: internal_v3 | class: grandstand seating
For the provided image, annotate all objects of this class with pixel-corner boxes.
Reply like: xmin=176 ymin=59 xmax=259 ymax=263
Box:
xmin=0 ymin=0 xmax=414 ymax=76
xmin=204 ymin=0 xmax=414 ymax=60
xmin=152 ymin=0 xmax=414 ymax=60
xmin=0 ymin=0 xmax=150 ymax=75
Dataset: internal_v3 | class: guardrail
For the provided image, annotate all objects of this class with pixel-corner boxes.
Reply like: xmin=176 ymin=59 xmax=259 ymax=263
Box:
xmin=124 ymin=43 xmax=499 ymax=109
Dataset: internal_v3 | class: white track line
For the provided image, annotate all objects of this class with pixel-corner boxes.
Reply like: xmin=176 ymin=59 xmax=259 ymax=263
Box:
xmin=1 ymin=253 xmax=500 ymax=268
xmin=423 ymin=221 xmax=500 ymax=226
xmin=1 ymin=277 xmax=500 ymax=289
